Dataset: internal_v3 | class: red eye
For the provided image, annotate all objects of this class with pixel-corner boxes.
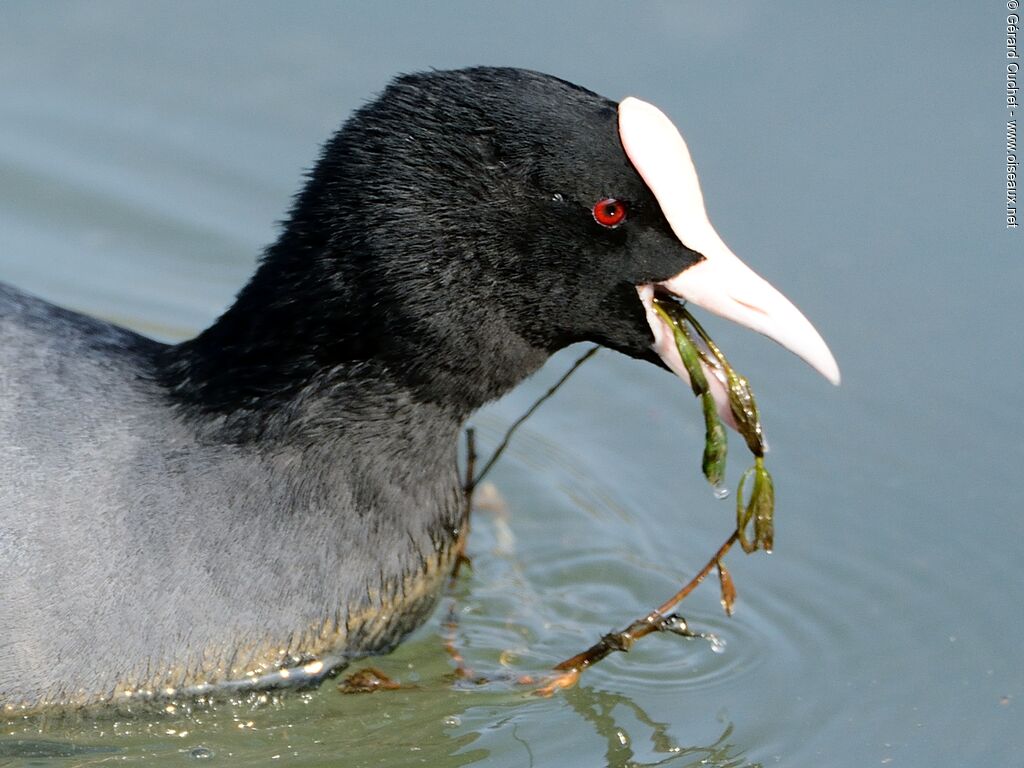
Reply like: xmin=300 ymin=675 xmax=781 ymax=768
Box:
xmin=592 ymin=198 xmax=627 ymax=228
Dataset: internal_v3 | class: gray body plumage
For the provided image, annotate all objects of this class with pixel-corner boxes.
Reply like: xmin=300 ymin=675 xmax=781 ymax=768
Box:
xmin=0 ymin=283 xmax=463 ymax=708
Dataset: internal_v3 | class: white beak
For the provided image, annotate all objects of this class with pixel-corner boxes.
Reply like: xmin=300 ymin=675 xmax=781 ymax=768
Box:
xmin=619 ymin=97 xmax=841 ymax=389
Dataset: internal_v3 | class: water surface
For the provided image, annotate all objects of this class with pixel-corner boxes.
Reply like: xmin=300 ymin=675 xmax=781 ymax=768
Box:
xmin=0 ymin=3 xmax=1019 ymax=766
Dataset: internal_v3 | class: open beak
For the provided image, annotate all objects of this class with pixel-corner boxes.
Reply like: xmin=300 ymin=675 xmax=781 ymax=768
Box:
xmin=619 ymin=96 xmax=840 ymax=427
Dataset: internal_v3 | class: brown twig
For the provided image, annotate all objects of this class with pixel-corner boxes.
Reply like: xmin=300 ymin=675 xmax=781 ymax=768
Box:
xmin=462 ymin=426 xmax=478 ymax=503
xmin=441 ymin=598 xmax=475 ymax=680
xmin=651 ymin=530 xmax=740 ymax=617
xmin=534 ymin=530 xmax=740 ymax=696
xmin=451 ymin=428 xmax=477 ymax=575
xmin=470 ymin=345 xmax=599 ymax=489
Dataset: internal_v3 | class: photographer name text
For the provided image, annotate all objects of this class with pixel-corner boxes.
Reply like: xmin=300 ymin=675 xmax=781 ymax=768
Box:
xmin=1008 ymin=5 xmax=1018 ymax=228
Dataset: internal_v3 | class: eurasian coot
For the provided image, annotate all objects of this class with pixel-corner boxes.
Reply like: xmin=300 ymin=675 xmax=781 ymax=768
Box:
xmin=0 ymin=67 xmax=837 ymax=710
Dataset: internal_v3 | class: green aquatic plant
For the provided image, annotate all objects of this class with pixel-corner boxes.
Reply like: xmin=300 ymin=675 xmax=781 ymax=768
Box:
xmin=652 ymin=296 xmax=774 ymax=553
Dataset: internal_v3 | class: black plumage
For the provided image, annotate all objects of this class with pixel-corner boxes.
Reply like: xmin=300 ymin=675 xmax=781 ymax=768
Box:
xmin=0 ymin=68 xmax=704 ymax=709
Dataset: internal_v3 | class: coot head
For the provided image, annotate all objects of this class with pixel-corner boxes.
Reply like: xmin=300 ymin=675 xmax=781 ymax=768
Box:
xmin=168 ymin=67 xmax=836 ymax=429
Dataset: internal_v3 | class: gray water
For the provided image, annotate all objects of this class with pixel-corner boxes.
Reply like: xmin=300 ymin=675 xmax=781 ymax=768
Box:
xmin=0 ymin=3 xmax=1020 ymax=766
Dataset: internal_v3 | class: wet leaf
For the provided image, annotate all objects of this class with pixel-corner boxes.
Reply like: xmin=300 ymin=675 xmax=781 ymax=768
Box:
xmin=751 ymin=457 xmax=775 ymax=553
xmin=653 ymin=300 xmax=710 ymax=397
xmin=338 ymin=667 xmax=402 ymax=694
xmin=736 ymin=466 xmax=757 ymax=553
xmin=717 ymin=560 xmax=736 ymax=616
xmin=701 ymin=392 xmax=728 ymax=489
xmin=736 ymin=458 xmax=775 ymax=553
xmin=724 ymin=370 xmax=765 ymax=457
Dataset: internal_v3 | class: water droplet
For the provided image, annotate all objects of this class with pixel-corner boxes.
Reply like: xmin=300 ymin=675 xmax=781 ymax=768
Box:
xmin=712 ymin=486 xmax=730 ymax=500
xmin=706 ymin=634 xmax=727 ymax=654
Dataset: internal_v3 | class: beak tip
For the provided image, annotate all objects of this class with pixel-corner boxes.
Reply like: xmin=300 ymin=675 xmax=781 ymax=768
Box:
xmin=806 ymin=342 xmax=841 ymax=387
xmin=817 ymin=352 xmax=841 ymax=386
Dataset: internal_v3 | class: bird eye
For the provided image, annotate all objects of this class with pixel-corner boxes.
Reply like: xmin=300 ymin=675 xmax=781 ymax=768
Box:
xmin=592 ymin=198 xmax=627 ymax=228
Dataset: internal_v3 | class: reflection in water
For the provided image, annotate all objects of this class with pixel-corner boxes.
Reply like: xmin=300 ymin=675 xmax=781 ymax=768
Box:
xmin=0 ymin=683 xmax=755 ymax=768
xmin=563 ymin=686 xmax=757 ymax=768
xmin=0 ymin=737 xmax=120 ymax=759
